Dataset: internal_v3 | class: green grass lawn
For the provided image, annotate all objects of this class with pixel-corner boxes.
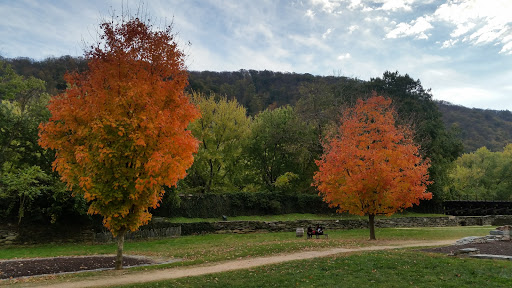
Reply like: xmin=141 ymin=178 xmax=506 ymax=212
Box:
xmin=0 ymin=226 xmax=490 ymax=263
xmin=116 ymin=250 xmax=512 ymax=288
xmin=0 ymin=226 xmax=497 ymax=287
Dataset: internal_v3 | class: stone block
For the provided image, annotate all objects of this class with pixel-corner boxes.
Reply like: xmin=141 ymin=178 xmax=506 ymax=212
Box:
xmin=457 ymin=248 xmax=480 ymax=255
xmin=490 ymin=230 xmax=504 ymax=236
xmin=455 ymin=236 xmax=483 ymax=245
xmin=5 ymin=235 xmax=16 ymax=241
xmin=470 ymin=254 xmax=512 ymax=261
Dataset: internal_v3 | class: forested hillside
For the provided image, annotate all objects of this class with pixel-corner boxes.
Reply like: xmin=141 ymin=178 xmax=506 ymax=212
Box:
xmin=5 ymin=56 xmax=510 ymax=154
xmin=437 ymin=101 xmax=512 ymax=152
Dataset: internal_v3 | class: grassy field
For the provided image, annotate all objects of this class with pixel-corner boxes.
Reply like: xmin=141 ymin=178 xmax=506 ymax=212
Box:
xmin=0 ymin=226 xmax=498 ymax=287
xmin=116 ymin=250 xmax=512 ymax=288
xmin=0 ymin=226 xmax=491 ymax=263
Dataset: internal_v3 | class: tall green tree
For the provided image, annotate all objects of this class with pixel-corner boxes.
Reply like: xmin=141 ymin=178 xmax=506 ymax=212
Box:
xmin=245 ymin=106 xmax=317 ymax=192
xmin=182 ymin=92 xmax=251 ymax=193
xmin=446 ymin=145 xmax=512 ymax=200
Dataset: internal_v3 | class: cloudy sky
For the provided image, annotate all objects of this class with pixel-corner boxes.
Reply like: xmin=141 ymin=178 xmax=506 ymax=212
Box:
xmin=1 ymin=0 xmax=511 ymax=110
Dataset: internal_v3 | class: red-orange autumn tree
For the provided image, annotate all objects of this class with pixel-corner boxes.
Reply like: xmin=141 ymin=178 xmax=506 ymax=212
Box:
xmin=38 ymin=17 xmax=199 ymax=269
xmin=313 ymin=95 xmax=432 ymax=240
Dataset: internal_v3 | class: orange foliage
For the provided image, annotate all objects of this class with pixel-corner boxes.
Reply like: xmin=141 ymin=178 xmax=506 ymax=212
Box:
xmin=39 ymin=18 xmax=199 ymax=235
xmin=313 ymin=94 xmax=432 ymax=217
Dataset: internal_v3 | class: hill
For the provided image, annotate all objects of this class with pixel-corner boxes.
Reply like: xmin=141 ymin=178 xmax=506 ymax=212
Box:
xmin=3 ymin=56 xmax=510 ymax=152
xmin=437 ymin=101 xmax=512 ymax=152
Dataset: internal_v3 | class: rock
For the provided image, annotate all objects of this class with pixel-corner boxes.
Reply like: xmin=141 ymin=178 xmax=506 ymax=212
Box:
xmin=5 ymin=235 xmax=17 ymax=241
xmin=470 ymin=254 xmax=512 ymax=261
xmin=490 ymin=230 xmax=504 ymax=236
xmin=455 ymin=236 xmax=483 ymax=245
xmin=455 ymin=248 xmax=480 ymax=255
xmin=496 ymin=225 xmax=512 ymax=231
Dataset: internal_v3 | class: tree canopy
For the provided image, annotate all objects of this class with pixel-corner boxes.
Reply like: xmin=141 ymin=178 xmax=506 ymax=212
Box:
xmin=245 ymin=106 xmax=317 ymax=193
xmin=314 ymin=95 xmax=432 ymax=239
xmin=446 ymin=145 xmax=512 ymax=201
xmin=38 ymin=17 xmax=199 ymax=269
xmin=182 ymin=91 xmax=251 ymax=193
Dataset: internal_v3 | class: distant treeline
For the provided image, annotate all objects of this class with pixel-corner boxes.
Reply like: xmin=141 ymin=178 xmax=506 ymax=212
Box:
xmin=437 ymin=101 xmax=512 ymax=152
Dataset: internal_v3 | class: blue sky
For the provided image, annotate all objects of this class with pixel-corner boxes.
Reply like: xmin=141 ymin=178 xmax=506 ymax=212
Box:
xmin=1 ymin=0 xmax=511 ymax=110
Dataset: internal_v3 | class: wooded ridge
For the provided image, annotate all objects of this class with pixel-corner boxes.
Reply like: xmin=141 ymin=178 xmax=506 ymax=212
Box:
xmin=4 ymin=56 xmax=510 ymax=153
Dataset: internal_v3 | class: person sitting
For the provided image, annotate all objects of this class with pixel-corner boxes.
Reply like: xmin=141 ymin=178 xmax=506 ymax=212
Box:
xmin=307 ymin=226 xmax=315 ymax=239
xmin=316 ymin=225 xmax=324 ymax=238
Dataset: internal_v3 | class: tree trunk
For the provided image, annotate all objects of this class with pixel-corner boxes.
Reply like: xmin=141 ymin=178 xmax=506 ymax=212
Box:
xmin=18 ymin=194 xmax=26 ymax=226
xmin=368 ymin=214 xmax=376 ymax=240
xmin=115 ymin=229 xmax=127 ymax=270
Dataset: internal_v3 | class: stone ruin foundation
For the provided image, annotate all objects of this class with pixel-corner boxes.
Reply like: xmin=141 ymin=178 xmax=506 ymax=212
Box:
xmin=452 ymin=225 xmax=512 ymax=261
xmin=455 ymin=225 xmax=511 ymax=245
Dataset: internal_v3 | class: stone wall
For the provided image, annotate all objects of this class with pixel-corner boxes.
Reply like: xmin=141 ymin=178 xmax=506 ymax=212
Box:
xmin=94 ymin=226 xmax=181 ymax=243
xmin=2 ymin=215 xmax=512 ymax=244
xmin=178 ymin=215 xmax=512 ymax=235
xmin=0 ymin=230 xmax=18 ymax=245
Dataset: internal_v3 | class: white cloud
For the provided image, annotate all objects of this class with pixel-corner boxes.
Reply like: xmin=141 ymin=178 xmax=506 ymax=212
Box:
xmin=375 ymin=0 xmax=416 ymax=12
xmin=441 ymin=39 xmax=458 ymax=49
xmin=337 ymin=53 xmax=351 ymax=60
xmin=322 ymin=28 xmax=333 ymax=39
xmin=344 ymin=0 xmax=373 ymax=12
xmin=500 ymin=35 xmax=512 ymax=54
xmin=386 ymin=16 xmax=433 ymax=40
xmin=348 ymin=25 xmax=359 ymax=34
xmin=434 ymin=0 xmax=512 ymax=54
xmin=450 ymin=23 xmax=476 ymax=38
xmin=364 ymin=16 xmax=389 ymax=23
xmin=305 ymin=9 xmax=315 ymax=19
xmin=310 ymin=0 xmax=342 ymax=14
xmin=348 ymin=0 xmax=362 ymax=10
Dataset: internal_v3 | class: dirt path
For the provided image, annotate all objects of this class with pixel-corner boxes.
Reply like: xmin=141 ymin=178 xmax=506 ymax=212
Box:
xmin=34 ymin=239 xmax=456 ymax=288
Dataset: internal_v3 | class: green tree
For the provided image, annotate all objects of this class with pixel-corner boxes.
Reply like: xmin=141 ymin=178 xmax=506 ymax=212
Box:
xmin=0 ymin=63 xmax=72 ymax=225
xmin=447 ymin=145 xmax=512 ymax=200
xmin=0 ymin=165 xmax=49 ymax=225
xmin=0 ymin=61 xmax=46 ymax=110
xmin=182 ymin=92 xmax=251 ymax=193
xmin=245 ymin=106 xmax=317 ymax=192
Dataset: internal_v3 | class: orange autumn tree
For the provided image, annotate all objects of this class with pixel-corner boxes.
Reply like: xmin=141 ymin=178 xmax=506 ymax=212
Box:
xmin=313 ymin=95 xmax=432 ymax=240
xmin=38 ymin=17 xmax=199 ymax=269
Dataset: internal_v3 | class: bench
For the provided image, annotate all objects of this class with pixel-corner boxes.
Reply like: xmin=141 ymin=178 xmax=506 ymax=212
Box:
xmin=314 ymin=233 xmax=328 ymax=239
xmin=307 ymin=227 xmax=328 ymax=239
